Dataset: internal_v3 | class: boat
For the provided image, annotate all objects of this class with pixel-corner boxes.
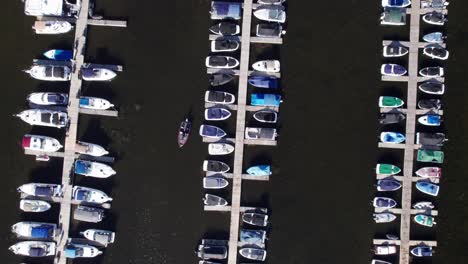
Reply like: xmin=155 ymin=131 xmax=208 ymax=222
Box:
xmin=415 ymin=167 xmax=442 ymax=178
xmin=240 ymin=229 xmax=267 ymax=245
xmin=418 ymin=115 xmax=441 ymax=126
xmin=75 ymin=141 xmax=108 ymax=156
xmin=417 ymin=149 xmax=444 ymax=163
xmin=239 ymin=248 xmax=267 ymax=261
xmin=423 ymin=11 xmax=447 ymax=25
xmin=414 ymin=214 xmax=436 ymax=227
xmin=253 ymin=110 xmax=278 ymax=123
xmin=205 ymin=91 xmax=236 ymax=104
xmin=380 ymin=8 xmax=406 ymax=25
xmin=178 ymin=118 xmax=191 ymax=148
xmin=208 ymin=143 xmax=234 ymax=155
xmin=416 ymin=133 xmax=446 ymax=147
xmin=379 ymin=96 xmax=404 ymax=108
xmin=251 ymin=93 xmax=282 ymax=106
xmin=411 ymin=246 xmax=433 ymax=257
xmin=377 ymin=179 xmax=402 ymax=191
xmin=383 ymin=45 xmax=409 ymax=57
xmin=419 ymin=67 xmax=444 ymax=77
xmin=245 ymin=127 xmax=278 ymax=140
xmin=206 ymin=56 xmax=239 ymax=69
xmin=373 ymin=197 xmax=397 ymax=208
xmin=423 ymin=32 xmax=445 ymax=43
xmin=258 ymin=0 xmax=286 ymax=4
xmin=416 ymin=182 xmax=440 ymax=196
xmin=199 ymin=125 xmax=227 ymax=138
xmin=11 ymin=222 xmax=57 ymax=239
xmin=27 ymin=92 xmax=68 ymax=105
xmin=371 ymin=260 xmax=392 ymax=264
xmin=380 ymin=132 xmax=405 ymax=144
xmin=79 ymin=97 xmax=114 ymax=110
xmin=423 ymin=46 xmax=449 ymax=60
xmin=211 ymin=39 xmax=240 ymax=52
xmin=19 ymin=199 xmax=51 ymax=212
xmin=43 ymin=49 xmax=72 ymax=60
xmin=73 ymin=206 xmax=105 ymax=223
xmin=9 ymin=241 xmax=56 ymax=257
xmin=203 ymin=194 xmax=228 ymax=206
xmin=413 ymin=201 xmax=435 ymax=209
xmin=418 ymin=99 xmax=442 ymax=110
xmin=253 ymin=5 xmax=286 ymax=23
xmin=209 ymin=73 xmax=234 ymax=86
xmin=197 ymin=244 xmax=228 ymax=260
xmin=209 ymin=22 xmax=240 ymax=36
xmin=373 ymin=213 xmax=397 ymax=223
xmin=24 ymin=0 xmax=65 ymax=16
xmin=65 ymin=244 xmax=102 ymax=258
xmin=203 ymin=160 xmax=230 ymax=173
xmin=72 ymin=186 xmax=113 ymax=204
xmin=17 ymin=183 xmax=62 ymax=198
xmin=80 ymin=229 xmax=115 ymax=246
xmin=33 ymin=20 xmax=73 ymax=34
xmin=203 ymin=176 xmax=229 ymax=189
xmin=256 ymin=23 xmax=285 ymax=38
xmin=22 ymin=134 xmax=62 ymax=152
xmin=247 ymin=165 xmax=272 ymax=176
xmin=24 ymin=64 xmax=71 ymax=81
xmin=74 ymin=159 xmax=116 ymax=178
xmin=418 ymin=81 xmax=445 ymax=95
xmin=374 ymin=245 xmax=397 ymax=255
xmin=16 ymin=109 xmax=68 ymax=128
xmin=381 ymin=63 xmax=407 ymax=76
xmin=210 ymin=1 xmax=241 ymax=20
xmin=381 ymin=0 xmax=411 ymax=7
xmin=252 ymin=60 xmax=280 ymax=73
xmin=248 ymin=76 xmax=279 ymax=88
xmin=205 ymin=108 xmax=231 ymax=121
xmin=242 ymin=212 xmax=269 ymax=226
xmin=376 ymin=163 xmax=401 ymax=175
xmin=422 ymin=0 xmax=449 ymax=7
xmin=82 ymin=68 xmax=117 ymax=81
xmin=379 ymin=113 xmax=406 ymax=124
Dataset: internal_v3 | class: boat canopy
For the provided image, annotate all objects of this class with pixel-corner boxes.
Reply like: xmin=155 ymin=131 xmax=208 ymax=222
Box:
xmin=35 ymin=186 xmax=55 ymax=196
xmin=31 ymin=226 xmax=54 ymax=239
xmin=65 ymin=246 xmax=83 ymax=258
xmin=24 ymin=0 xmax=63 ymax=16
xmin=75 ymin=160 xmax=90 ymax=174
xmin=30 ymin=247 xmax=47 ymax=257
xmin=240 ymin=229 xmax=266 ymax=244
xmin=210 ymin=2 xmax=242 ymax=20
xmin=79 ymin=98 xmax=90 ymax=106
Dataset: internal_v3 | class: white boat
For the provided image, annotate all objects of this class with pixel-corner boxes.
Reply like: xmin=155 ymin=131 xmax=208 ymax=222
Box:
xmin=205 ymin=107 xmax=231 ymax=121
xmin=24 ymin=0 xmax=65 ymax=16
xmin=81 ymin=68 xmax=117 ymax=81
xmin=423 ymin=11 xmax=447 ymax=25
xmin=65 ymin=243 xmax=102 ymax=258
xmin=258 ymin=0 xmax=285 ymax=4
xmin=72 ymin=186 xmax=113 ymax=204
xmin=75 ymin=141 xmax=109 ymax=156
xmin=27 ymin=92 xmax=68 ymax=105
xmin=373 ymin=213 xmax=397 ymax=223
xmin=419 ymin=66 xmax=444 ymax=77
xmin=11 ymin=221 xmax=57 ymax=239
xmin=245 ymin=127 xmax=278 ymax=140
xmin=374 ymin=245 xmax=397 ymax=255
xmin=203 ymin=176 xmax=229 ymax=189
xmin=253 ymin=5 xmax=286 ymax=23
xmin=203 ymin=194 xmax=228 ymax=206
xmin=381 ymin=0 xmax=411 ymax=7
xmin=211 ymin=39 xmax=240 ymax=52
xmin=423 ymin=32 xmax=445 ymax=43
xmin=203 ymin=160 xmax=230 ymax=173
xmin=413 ymin=201 xmax=435 ymax=209
xmin=22 ymin=134 xmax=62 ymax=152
xmin=239 ymin=247 xmax=267 ymax=261
xmin=199 ymin=125 xmax=227 ymax=139
xmin=206 ymin=56 xmax=239 ymax=69
xmin=16 ymin=109 xmax=68 ymax=128
xmin=33 ymin=21 xmax=73 ymax=34
xmin=17 ymin=183 xmax=62 ymax=198
xmin=74 ymin=160 xmax=116 ymax=178
xmin=208 ymin=143 xmax=234 ymax=155
xmin=205 ymin=91 xmax=236 ymax=104
xmin=242 ymin=212 xmax=269 ymax=226
xmin=383 ymin=45 xmax=409 ymax=57
xmin=24 ymin=65 xmax=71 ymax=81
xmin=9 ymin=241 xmax=56 ymax=257
xmin=252 ymin=60 xmax=280 ymax=73
xmin=19 ymin=199 xmax=51 ymax=212
xmin=253 ymin=110 xmax=278 ymax=123
xmin=79 ymin=96 xmax=114 ymax=110
xmin=80 ymin=229 xmax=115 ymax=246
xmin=423 ymin=46 xmax=449 ymax=60
xmin=371 ymin=259 xmax=392 ymax=264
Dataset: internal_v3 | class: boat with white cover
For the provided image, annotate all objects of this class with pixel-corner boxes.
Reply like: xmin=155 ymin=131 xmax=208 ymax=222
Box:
xmin=22 ymin=134 xmax=62 ymax=152
xmin=205 ymin=108 xmax=231 ymax=121
xmin=423 ymin=32 xmax=445 ymax=43
xmin=423 ymin=46 xmax=449 ymax=60
xmin=206 ymin=56 xmax=239 ymax=69
xmin=253 ymin=5 xmax=286 ymax=23
xmin=197 ymin=244 xmax=228 ymax=260
xmin=75 ymin=141 xmax=109 ymax=156
xmin=211 ymin=39 xmax=240 ymax=52
xmin=418 ymin=115 xmax=441 ymax=126
xmin=9 ymin=241 xmax=56 ymax=257
xmin=381 ymin=0 xmax=411 ymax=7
xmin=65 ymin=243 xmax=102 ymax=258
xmin=74 ymin=160 xmax=116 ymax=178
xmin=82 ymin=68 xmax=117 ymax=81
xmin=11 ymin=222 xmax=57 ymax=239
xmin=413 ymin=201 xmax=435 ymax=209
xmin=79 ymin=97 xmax=114 ymax=110
xmin=209 ymin=22 xmax=240 ymax=36
xmin=374 ymin=245 xmax=397 ymax=255
xmin=239 ymin=247 xmax=267 ymax=261
xmin=415 ymin=167 xmax=441 ymax=178
xmin=423 ymin=11 xmax=447 ymax=25
xmin=80 ymin=229 xmax=115 ymax=246
xmin=208 ymin=143 xmax=234 ymax=155
xmin=419 ymin=67 xmax=444 ymax=77
xmin=253 ymin=110 xmax=278 ymax=123
xmin=203 ymin=160 xmax=230 ymax=173
xmin=373 ymin=197 xmax=397 ymax=208
xmin=199 ymin=125 xmax=227 ymax=139
xmin=205 ymin=91 xmax=236 ymax=104
xmin=16 ymin=109 xmax=68 ymax=128
xmin=242 ymin=212 xmax=268 ymax=226
xmin=72 ymin=186 xmax=113 ymax=204
xmin=203 ymin=194 xmax=228 ymax=206
xmin=27 ymin=92 xmax=68 ymax=106
xmin=20 ymin=199 xmax=51 ymax=212
xmin=33 ymin=21 xmax=73 ymax=34
xmin=252 ymin=60 xmax=280 ymax=73
xmin=245 ymin=127 xmax=278 ymax=140
xmin=383 ymin=45 xmax=409 ymax=57
xmin=373 ymin=213 xmax=397 ymax=223
xmin=17 ymin=183 xmax=62 ymax=198
xmin=419 ymin=81 xmax=445 ymax=95
xmin=24 ymin=65 xmax=71 ymax=81
xmin=203 ymin=176 xmax=229 ymax=189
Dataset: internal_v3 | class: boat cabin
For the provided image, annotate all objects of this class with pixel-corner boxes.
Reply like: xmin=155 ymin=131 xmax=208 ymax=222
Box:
xmin=24 ymin=0 xmax=77 ymax=16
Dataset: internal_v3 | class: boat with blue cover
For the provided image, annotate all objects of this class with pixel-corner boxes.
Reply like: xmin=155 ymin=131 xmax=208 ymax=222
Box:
xmin=423 ymin=32 xmax=445 ymax=43
xmin=377 ymin=179 xmax=402 ymax=191
xmin=205 ymin=108 xmax=231 ymax=121
xmin=251 ymin=93 xmax=281 ymax=106
xmin=246 ymin=165 xmax=272 ymax=176
xmin=65 ymin=243 xmax=102 ymax=258
xmin=411 ymin=246 xmax=433 ymax=257
xmin=248 ymin=76 xmax=279 ymax=88
xmin=417 ymin=149 xmax=444 ymax=163
xmin=11 ymin=222 xmax=57 ymax=239
xmin=74 ymin=160 xmax=116 ymax=178
xmin=210 ymin=1 xmax=241 ymax=20
xmin=381 ymin=0 xmax=411 ymax=7
xmin=17 ymin=183 xmax=62 ymax=198
xmin=381 ymin=63 xmax=407 ymax=76
xmin=418 ymin=115 xmax=441 ymax=126
xmin=43 ymin=49 xmax=72 ymax=60
xmin=199 ymin=125 xmax=227 ymax=139
xmin=380 ymin=132 xmax=405 ymax=144
xmin=373 ymin=197 xmax=397 ymax=208
xmin=416 ymin=182 xmax=439 ymax=196
xmin=240 ymin=229 xmax=267 ymax=245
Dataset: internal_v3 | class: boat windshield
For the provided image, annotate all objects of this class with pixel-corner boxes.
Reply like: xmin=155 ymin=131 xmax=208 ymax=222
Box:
xmin=29 ymin=247 xmax=46 ymax=257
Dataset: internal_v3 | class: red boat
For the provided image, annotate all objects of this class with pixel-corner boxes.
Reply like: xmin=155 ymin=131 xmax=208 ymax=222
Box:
xmin=177 ymin=118 xmax=191 ymax=148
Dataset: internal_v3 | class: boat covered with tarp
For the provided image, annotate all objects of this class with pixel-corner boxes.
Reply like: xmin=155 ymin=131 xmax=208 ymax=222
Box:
xmin=418 ymin=99 xmax=442 ymax=110
xmin=416 ymin=132 xmax=446 ymax=146
xmin=209 ymin=22 xmax=240 ymax=36
xmin=73 ymin=206 xmax=104 ymax=223
xmin=417 ymin=149 xmax=444 ymax=163
xmin=414 ymin=214 xmax=436 ymax=227
xmin=205 ymin=91 xmax=235 ymax=104
xmin=245 ymin=127 xmax=278 ymax=140
xmin=251 ymin=93 xmax=281 ymax=106
xmin=65 ymin=243 xmax=102 ymax=258
xmin=240 ymin=229 xmax=267 ymax=245
xmin=379 ymin=96 xmax=404 ymax=108
xmin=419 ymin=81 xmax=445 ymax=95
xmin=373 ymin=197 xmax=397 ymax=208
xmin=380 ymin=132 xmax=405 ymax=144
xmin=253 ymin=110 xmax=278 ymax=123
xmin=423 ymin=32 xmax=445 ymax=43
xmin=377 ymin=179 xmax=402 ymax=191
xmin=248 ymin=76 xmax=279 ymax=88
xmin=423 ymin=11 xmax=447 ymax=25
xmin=243 ymin=212 xmax=268 ymax=226
xmin=205 ymin=108 xmax=231 ymax=121
xmin=17 ymin=183 xmax=62 ymax=198
xmin=246 ymin=165 xmax=272 ymax=176
xmin=418 ymin=115 xmax=441 ymax=126
xmin=379 ymin=113 xmax=406 ymax=124
xmin=376 ymin=163 xmax=401 ymax=175
xmin=416 ymin=182 xmax=439 ymax=196
xmin=11 ymin=222 xmax=57 ymax=239
xmin=380 ymin=8 xmax=406 ymax=25
xmin=203 ymin=176 xmax=229 ymax=189
xmin=199 ymin=125 xmax=227 ymax=139
xmin=411 ymin=246 xmax=433 ymax=257
xmin=210 ymin=1 xmax=241 ymax=20
xmin=209 ymin=73 xmax=234 ymax=86
xmin=256 ymin=23 xmax=284 ymax=38
xmin=197 ymin=244 xmax=228 ymax=260
xmin=9 ymin=241 xmax=56 ymax=257
xmin=373 ymin=213 xmax=397 ymax=223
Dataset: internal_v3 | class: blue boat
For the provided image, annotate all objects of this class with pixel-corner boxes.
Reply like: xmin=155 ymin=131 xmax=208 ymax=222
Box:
xmin=380 ymin=132 xmax=405 ymax=144
xmin=251 ymin=93 xmax=281 ymax=106
xmin=418 ymin=115 xmax=441 ymax=126
xmin=43 ymin=49 xmax=73 ymax=61
xmin=246 ymin=165 xmax=272 ymax=176
xmin=248 ymin=76 xmax=279 ymax=89
xmin=240 ymin=229 xmax=267 ymax=245
xmin=210 ymin=2 xmax=242 ymax=20
xmin=416 ymin=182 xmax=439 ymax=196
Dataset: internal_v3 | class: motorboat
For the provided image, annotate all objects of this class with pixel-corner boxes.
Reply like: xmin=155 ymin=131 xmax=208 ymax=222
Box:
xmin=371 ymin=260 xmax=392 ymax=264
xmin=43 ymin=49 xmax=72 ymax=60
xmin=417 ymin=149 xmax=444 ymax=163
xmin=211 ymin=39 xmax=240 ymax=52
xmin=380 ymin=132 xmax=405 ymax=144
xmin=379 ymin=113 xmax=406 ymax=124
xmin=178 ymin=118 xmax=191 ymax=148
xmin=383 ymin=45 xmax=409 ymax=57
xmin=416 ymin=133 xmax=446 ymax=147
xmin=379 ymin=96 xmax=404 ymax=108
xmin=11 ymin=222 xmax=57 ymax=239
xmin=17 ymin=183 xmax=62 ymax=198
xmin=245 ymin=127 xmax=278 ymax=140
xmin=74 ymin=159 xmax=116 ymax=178
xmin=27 ymin=92 xmax=68 ymax=105
xmin=197 ymin=244 xmax=227 ymax=260
xmin=418 ymin=115 xmax=441 ymax=126
xmin=210 ymin=1 xmax=241 ymax=20
xmin=377 ymin=179 xmax=402 ymax=191
xmin=258 ymin=0 xmax=286 ymax=4
xmin=209 ymin=73 xmax=234 ymax=86
xmin=205 ymin=108 xmax=231 ymax=121
xmin=239 ymin=248 xmax=267 ymax=261
xmin=374 ymin=245 xmax=397 ymax=255
xmin=376 ymin=163 xmax=401 ymax=175
xmin=247 ymin=165 xmax=272 ymax=176
xmin=22 ymin=134 xmax=62 ymax=152
xmin=73 ymin=206 xmax=105 ymax=223
xmin=9 ymin=241 xmax=56 ymax=257
xmin=381 ymin=63 xmax=407 ymax=76
xmin=75 ymin=141 xmax=109 ymax=156
xmin=209 ymin=22 xmax=240 ymax=36
xmin=203 ymin=194 xmax=228 ymax=206
xmin=414 ymin=214 xmax=436 ymax=227
xmin=411 ymin=246 xmax=433 ymax=257
xmin=24 ymin=0 xmax=65 ymax=16
xmin=418 ymin=99 xmax=442 ymax=110
xmin=24 ymin=65 xmax=71 ymax=81
xmin=416 ymin=182 xmax=439 ymax=196
xmin=208 ymin=143 xmax=234 ymax=155
xmin=418 ymin=81 xmax=445 ymax=95
xmin=252 ymin=60 xmax=280 ymax=73
xmin=240 ymin=229 xmax=267 ymax=245
xmin=248 ymin=76 xmax=279 ymax=88
xmin=380 ymin=8 xmax=406 ymax=25
xmin=203 ymin=160 xmax=230 ymax=173
xmin=381 ymin=0 xmax=411 ymax=7
xmin=33 ymin=20 xmax=73 ymax=34
xmin=16 ymin=109 xmax=68 ymax=128
xmin=423 ymin=46 xmax=449 ymax=60
xmin=253 ymin=5 xmax=286 ymax=23
xmin=82 ymin=68 xmax=117 ymax=81
xmin=253 ymin=110 xmax=278 ymax=123
xmin=199 ymin=125 xmax=227 ymax=139
xmin=79 ymin=97 xmax=114 ymax=110
xmin=419 ymin=67 xmax=444 ymax=77
xmin=256 ymin=23 xmax=285 ymax=38
xmin=373 ymin=213 xmax=397 ymax=223
xmin=72 ymin=186 xmax=113 ymax=204
xmin=80 ymin=229 xmax=115 ymax=246
xmin=242 ymin=212 xmax=268 ymax=226
xmin=421 ymin=0 xmax=449 ymax=8
xmin=373 ymin=197 xmax=397 ymax=208
xmin=423 ymin=11 xmax=447 ymax=25
xmin=19 ymin=199 xmax=51 ymax=212
xmin=206 ymin=56 xmax=239 ymax=69
xmin=251 ymin=93 xmax=282 ymax=106
xmin=413 ymin=201 xmax=435 ymax=209
xmin=415 ymin=167 xmax=442 ymax=178
xmin=65 ymin=243 xmax=102 ymax=258
xmin=205 ymin=91 xmax=236 ymax=104
xmin=203 ymin=176 xmax=229 ymax=189
xmin=423 ymin=32 xmax=445 ymax=43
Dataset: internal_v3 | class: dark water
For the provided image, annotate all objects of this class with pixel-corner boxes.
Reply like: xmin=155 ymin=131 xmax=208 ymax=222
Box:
xmin=1 ymin=0 xmax=468 ymax=263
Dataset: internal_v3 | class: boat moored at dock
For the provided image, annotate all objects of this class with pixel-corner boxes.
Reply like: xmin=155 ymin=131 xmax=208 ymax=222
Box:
xmin=416 ymin=181 xmax=440 ymax=196
xmin=203 ymin=194 xmax=228 ymax=206
xmin=11 ymin=221 xmax=57 ymax=239
xmin=203 ymin=176 xmax=229 ymax=189
xmin=380 ymin=8 xmax=406 ymax=25
xmin=383 ymin=45 xmax=409 ymax=57
xmin=413 ymin=201 xmax=435 ymax=209
xmin=197 ymin=244 xmax=228 ymax=260
xmin=16 ymin=109 xmax=68 ymax=128
xmin=414 ymin=214 xmax=436 ymax=227
xmin=203 ymin=160 xmax=230 ymax=173
xmin=210 ymin=1 xmax=242 ymax=20
xmin=374 ymin=245 xmax=397 ymax=255
xmin=79 ymin=97 xmax=114 ymax=110
xmin=24 ymin=65 xmax=71 ymax=81
xmin=43 ymin=49 xmax=73 ymax=60
xmin=416 ymin=132 xmax=446 ymax=147
xmin=253 ymin=5 xmax=286 ymax=23
xmin=252 ymin=60 xmax=280 ymax=73
xmin=423 ymin=46 xmax=449 ymax=60
xmin=242 ymin=212 xmax=269 ymax=227
xmin=251 ymin=93 xmax=281 ymax=106
xmin=253 ymin=110 xmax=278 ymax=123
xmin=9 ymin=241 xmax=56 ymax=257
xmin=373 ymin=213 xmax=397 ymax=223
xmin=65 ymin=243 xmax=102 ymax=258
xmin=75 ymin=141 xmax=109 ymax=156
xmin=205 ymin=108 xmax=231 ymax=121
xmin=80 ymin=229 xmax=116 ymax=246
xmin=377 ymin=179 xmax=402 ymax=191
xmin=239 ymin=247 xmax=267 ymax=261
xmin=256 ymin=23 xmax=285 ymax=38
xmin=423 ymin=32 xmax=445 ymax=43
xmin=381 ymin=63 xmax=407 ymax=76
xmin=209 ymin=73 xmax=234 ymax=86
xmin=199 ymin=125 xmax=227 ymax=139
xmin=22 ymin=134 xmax=62 ymax=152
xmin=373 ymin=197 xmax=397 ymax=208
xmin=208 ymin=143 xmax=234 ymax=155
xmin=423 ymin=11 xmax=447 ymax=25
xmin=27 ymin=92 xmax=68 ymax=105
xmin=248 ymin=76 xmax=279 ymax=89
xmin=245 ymin=127 xmax=278 ymax=140
xmin=210 ymin=22 xmax=240 ymax=36
xmin=379 ymin=113 xmax=406 ymax=124
xmin=72 ymin=186 xmax=113 ymax=204
xmin=205 ymin=91 xmax=236 ymax=104
xmin=417 ymin=149 xmax=444 ymax=163
xmin=381 ymin=0 xmax=411 ymax=7
xmin=410 ymin=246 xmax=433 ymax=257
xmin=246 ymin=165 xmax=272 ymax=176
xmin=418 ymin=99 xmax=442 ymax=110
xmin=376 ymin=163 xmax=401 ymax=175
xmin=419 ymin=81 xmax=445 ymax=95
xmin=17 ymin=183 xmax=62 ymax=198
xmin=33 ymin=21 xmax=73 ymax=34
xmin=19 ymin=199 xmax=51 ymax=212
xmin=415 ymin=167 xmax=442 ymax=178
xmin=418 ymin=115 xmax=441 ymax=126
xmin=82 ymin=68 xmax=117 ymax=81
xmin=211 ymin=39 xmax=240 ymax=52
xmin=380 ymin=132 xmax=405 ymax=144
xmin=74 ymin=160 xmax=116 ymax=178
xmin=73 ymin=206 xmax=105 ymax=223
xmin=379 ymin=96 xmax=404 ymax=108
xmin=419 ymin=66 xmax=444 ymax=77
xmin=206 ymin=56 xmax=240 ymax=69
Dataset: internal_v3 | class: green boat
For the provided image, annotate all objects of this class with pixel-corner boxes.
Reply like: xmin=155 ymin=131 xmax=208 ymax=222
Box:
xmin=376 ymin=163 xmax=401 ymax=175
xmin=379 ymin=96 xmax=404 ymax=108
xmin=414 ymin=214 xmax=436 ymax=227
xmin=417 ymin=150 xmax=444 ymax=163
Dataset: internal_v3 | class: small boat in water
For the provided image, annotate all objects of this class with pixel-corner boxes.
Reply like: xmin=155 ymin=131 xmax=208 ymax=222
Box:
xmin=33 ymin=20 xmax=73 ymax=34
xmin=418 ymin=99 xmax=442 ymax=110
xmin=43 ymin=49 xmax=72 ymax=60
xmin=247 ymin=165 xmax=272 ymax=176
xmin=73 ymin=206 xmax=105 ymax=223
xmin=417 ymin=149 xmax=444 ymax=163
xmin=418 ymin=115 xmax=441 ymax=126
xmin=19 ymin=199 xmax=51 ymax=212
xmin=419 ymin=66 xmax=444 ymax=77
xmin=74 ymin=160 xmax=116 ymax=178
xmin=65 ymin=243 xmax=102 ymax=258
xmin=9 ymin=241 xmax=56 ymax=257
xmin=75 ymin=141 xmax=109 ymax=156
xmin=372 ymin=260 xmax=392 ymax=264
xmin=373 ymin=213 xmax=397 ymax=223
xmin=82 ymin=68 xmax=117 ymax=81
xmin=27 ymin=92 xmax=68 ymax=106
xmin=373 ymin=197 xmax=397 ymax=208
xmin=197 ymin=244 xmax=228 ymax=260
xmin=240 ymin=229 xmax=267 ymax=245
xmin=79 ymin=97 xmax=114 ymax=110
xmin=416 ymin=132 xmax=446 ymax=147
xmin=374 ymin=245 xmax=397 ymax=255
xmin=248 ymin=76 xmax=279 ymax=88
xmin=178 ymin=118 xmax=191 ymax=148
xmin=72 ymin=186 xmax=113 ymax=204
xmin=422 ymin=0 xmax=449 ymax=8
xmin=414 ymin=214 xmax=436 ymax=227
xmin=380 ymin=132 xmax=405 ymax=144
xmin=419 ymin=81 xmax=445 ymax=95
xmin=243 ymin=212 xmax=269 ymax=226
xmin=205 ymin=91 xmax=236 ymax=104
xmin=423 ymin=32 xmax=445 ymax=43
xmin=381 ymin=63 xmax=407 ymax=76
xmin=208 ymin=143 xmax=234 ymax=155
xmin=16 ymin=109 xmax=68 ymax=128
xmin=377 ymin=179 xmax=402 ymax=191
xmin=199 ymin=125 xmax=227 ymax=139
xmin=206 ymin=56 xmax=239 ymax=69
xmin=423 ymin=11 xmax=447 ymax=25
xmin=252 ymin=60 xmax=280 ymax=73
xmin=423 ymin=46 xmax=449 ymax=60
xmin=383 ymin=45 xmax=409 ymax=57
xmin=253 ymin=5 xmax=286 ymax=23
xmin=379 ymin=96 xmax=404 ymax=108
xmin=380 ymin=8 xmax=406 ymax=26
xmin=22 ymin=134 xmax=62 ymax=152
xmin=416 ymin=182 xmax=439 ymax=196
xmin=376 ymin=163 xmax=401 ymax=175
xmin=24 ymin=65 xmax=71 ymax=81
xmin=256 ymin=23 xmax=285 ymax=38
xmin=209 ymin=73 xmax=234 ymax=86
xmin=253 ymin=110 xmax=278 ymax=123
xmin=245 ymin=127 xmax=278 ymax=140
xmin=80 ymin=229 xmax=115 ymax=246
xmin=203 ymin=160 xmax=230 ymax=173
xmin=210 ymin=1 xmax=241 ymax=20
xmin=203 ymin=176 xmax=229 ymax=189
xmin=381 ymin=0 xmax=411 ymax=7
xmin=209 ymin=22 xmax=240 ymax=36
xmin=258 ymin=0 xmax=286 ymax=4
xmin=415 ymin=167 xmax=442 ymax=178
xmin=239 ymin=247 xmax=267 ymax=261
xmin=413 ymin=201 xmax=435 ymax=209
xmin=17 ymin=183 xmax=62 ymax=198
xmin=411 ymin=246 xmax=433 ymax=257
xmin=203 ymin=194 xmax=228 ymax=206
xmin=251 ymin=93 xmax=282 ymax=106
xmin=211 ymin=39 xmax=240 ymax=52
xmin=205 ymin=108 xmax=231 ymax=121
xmin=11 ymin=221 xmax=57 ymax=239
xmin=379 ymin=113 xmax=406 ymax=124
